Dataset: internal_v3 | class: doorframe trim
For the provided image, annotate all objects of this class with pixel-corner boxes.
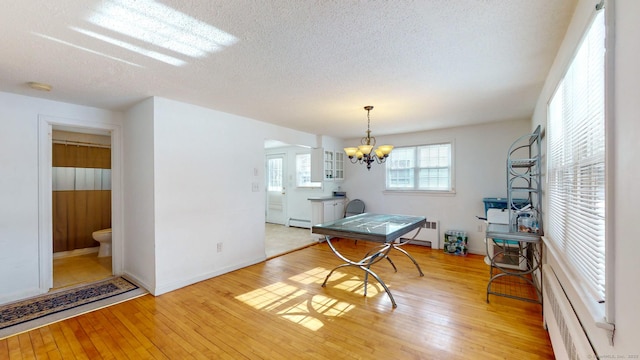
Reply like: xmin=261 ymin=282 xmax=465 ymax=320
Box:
xmin=37 ymin=115 xmax=123 ymax=291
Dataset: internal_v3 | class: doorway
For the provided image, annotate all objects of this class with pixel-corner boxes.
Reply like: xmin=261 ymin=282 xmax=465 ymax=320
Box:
xmin=37 ymin=115 xmax=123 ymax=292
xmin=263 ymin=141 xmax=323 ymax=258
xmin=265 ymin=153 xmax=287 ymax=224
xmin=51 ymin=129 xmax=113 ymax=289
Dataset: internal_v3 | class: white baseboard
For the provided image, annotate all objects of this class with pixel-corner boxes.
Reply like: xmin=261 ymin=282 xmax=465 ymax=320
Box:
xmin=120 ymin=271 xmax=153 ymax=295
xmin=53 ymin=247 xmax=99 ymax=259
xmin=151 ymin=256 xmax=267 ymax=296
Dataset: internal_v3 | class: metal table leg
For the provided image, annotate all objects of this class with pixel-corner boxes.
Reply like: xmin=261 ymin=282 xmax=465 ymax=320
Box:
xmin=322 ymin=236 xmax=398 ymax=308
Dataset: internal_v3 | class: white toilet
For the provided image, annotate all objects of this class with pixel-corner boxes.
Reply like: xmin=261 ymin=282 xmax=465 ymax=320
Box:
xmin=92 ymin=228 xmax=112 ymax=257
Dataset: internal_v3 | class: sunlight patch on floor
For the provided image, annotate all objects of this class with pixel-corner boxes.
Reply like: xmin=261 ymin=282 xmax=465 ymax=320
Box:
xmin=235 ymin=267 xmax=356 ymax=331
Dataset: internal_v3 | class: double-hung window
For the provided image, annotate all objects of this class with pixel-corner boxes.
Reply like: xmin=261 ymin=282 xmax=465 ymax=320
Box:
xmin=547 ymin=10 xmax=606 ymax=303
xmin=385 ymin=143 xmax=453 ymax=192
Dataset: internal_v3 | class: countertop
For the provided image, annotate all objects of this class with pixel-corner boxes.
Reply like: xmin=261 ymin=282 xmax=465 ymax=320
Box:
xmin=486 ymin=223 xmax=542 ymax=242
xmin=308 ymin=196 xmax=346 ymax=202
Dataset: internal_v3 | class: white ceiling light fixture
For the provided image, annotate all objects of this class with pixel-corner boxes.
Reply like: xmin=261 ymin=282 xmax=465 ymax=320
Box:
xmin=27 ymin=82 xmax=53 ymax=92
xmin=343 ymin=106 xmax=394 ymax=171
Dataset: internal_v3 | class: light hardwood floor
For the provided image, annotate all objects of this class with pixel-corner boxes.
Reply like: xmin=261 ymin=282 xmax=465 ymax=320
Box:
xmin=1 ymin=241 xmax=554 ymax=359
xmin=53 ymin=252 xmax=113 ymax=290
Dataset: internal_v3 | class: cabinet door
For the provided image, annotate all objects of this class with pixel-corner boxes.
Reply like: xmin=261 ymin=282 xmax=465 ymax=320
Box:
xmin=310 ymin=148 xmax=324 ymax=182
xmin=334 ymin=151 xmax=344 ymax=180
xmin=324 ymin=150 xmax=334 ymax=180
xmin=333 ymin=199 xmax=345 ymax=220
xmin=311 ymin=201 xmax=324 ymax=226
xmin=323 ymin=201 xmax=334 ymax=222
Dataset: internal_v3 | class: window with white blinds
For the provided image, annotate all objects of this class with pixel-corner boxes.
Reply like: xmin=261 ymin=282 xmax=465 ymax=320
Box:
xmin=547 ymin=10 xmax=606 ymax=302
xmin=385 ymin=143 xmax=453 ymax=192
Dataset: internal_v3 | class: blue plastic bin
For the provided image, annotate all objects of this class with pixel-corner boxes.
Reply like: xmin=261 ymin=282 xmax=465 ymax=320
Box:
xmin=482 ymin=197 xmax=529 ymax=217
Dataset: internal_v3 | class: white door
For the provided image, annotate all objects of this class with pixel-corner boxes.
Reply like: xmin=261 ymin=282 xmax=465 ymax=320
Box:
xmin=266 ymin=154 xmax=286 ymax=224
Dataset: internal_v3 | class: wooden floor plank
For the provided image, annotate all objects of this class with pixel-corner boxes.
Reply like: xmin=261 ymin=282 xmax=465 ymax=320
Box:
xmin=17 ymin=333 xmax=37 ymax=360
xmin=1 ymin=242 xmax=554 ymax=359
xmin=101 ymin=307 xmax=164 ymax=360
xmin=6 ymin=336 xmax=22 ymax=360
xmin=37 ymin=326 xmax=61 ymax=355
xmin=47 ymin=322 xmax=77 ymax=360
xmin=75 ymin=312 xmax=119 ymax=359
xmin=0 ymin=338 xmax=9 ymax=360
xmin=59 ymin=319 xmax=91 ymax=360
xmin=27 ymin=329 xmax=48 ymax=360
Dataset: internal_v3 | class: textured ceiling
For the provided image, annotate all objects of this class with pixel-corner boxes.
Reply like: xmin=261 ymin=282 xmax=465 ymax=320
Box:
xmin=0 ymin=0 xmax=577 ymax=138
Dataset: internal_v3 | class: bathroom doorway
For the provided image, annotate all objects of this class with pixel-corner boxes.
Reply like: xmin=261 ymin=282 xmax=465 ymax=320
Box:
xmin=38 ymin=115 xmax=123 ymax=293
xmin=50 ymin=128 xmax=113 ymax=290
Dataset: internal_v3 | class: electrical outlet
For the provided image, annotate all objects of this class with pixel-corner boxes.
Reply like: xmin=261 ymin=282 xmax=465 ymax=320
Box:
xmin=216 ymin=242 xmax=223 ymax=252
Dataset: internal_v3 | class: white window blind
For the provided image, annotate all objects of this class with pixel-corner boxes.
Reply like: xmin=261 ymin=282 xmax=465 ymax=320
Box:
xmin=386 ymin=143 xmax=452 ymax=191
xmin=547 ymin=10 xmax=606 ymax=302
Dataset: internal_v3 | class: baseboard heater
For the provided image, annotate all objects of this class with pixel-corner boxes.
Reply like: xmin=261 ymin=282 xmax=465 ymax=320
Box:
xmin=401 ymin=220 xmax=440 ymax=249
xmin=542 ymin=264 xmax=597 ymax=360
xmin=288 ymin=218 xmax=311 ymax=229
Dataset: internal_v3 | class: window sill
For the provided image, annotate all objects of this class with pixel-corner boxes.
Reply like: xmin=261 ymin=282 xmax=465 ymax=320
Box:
xmin=383 ymin=190 xmax=456 ymax=197
xmin=543 ymin=236 xmax=613 ymax=343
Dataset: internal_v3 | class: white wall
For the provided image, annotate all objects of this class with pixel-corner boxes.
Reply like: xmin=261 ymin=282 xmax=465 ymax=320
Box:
xmin=610 ymin=0 xmax=640 ymax=353
xmin=532 ymin=0 xmax=640 ymax=355
xmin=340 ymin=119 xmax=530 ymax=254
xmin=0 ymin=91 xmax=122 ymax=304
xmin=138 ymin=97 xmax=319 ymax=295
xmin=122 ymin=98 xmax=157 ymax=291
xmin=0 ymin=90 xmax=322 ymax=301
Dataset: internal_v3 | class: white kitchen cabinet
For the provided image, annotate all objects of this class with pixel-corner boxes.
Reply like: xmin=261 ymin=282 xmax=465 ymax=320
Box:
xmin=310 ymin=148 xmax=346 ymax=182
xmin=322 ymin=199 xmax=344 ymax=223
xmin=310 ymin=198 xmax=346 ymax=237
xmin=325 ymin=150 xmax=346 ymax=181
xmin=334 ymin=151 xmax=344 ymax=181
xmin=310 ymin=148 xmax=324 ymax=182
xmin=324 ymin=150 xmax=334 ymax=180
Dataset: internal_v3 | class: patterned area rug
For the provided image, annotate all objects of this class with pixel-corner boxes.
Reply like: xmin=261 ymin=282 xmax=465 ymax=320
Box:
xmin=0 ymin=277 xmax=141 ymax=337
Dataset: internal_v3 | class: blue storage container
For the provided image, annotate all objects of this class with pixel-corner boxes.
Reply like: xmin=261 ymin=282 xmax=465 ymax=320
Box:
xmin=482 ymin=197 xmax=529 ymax=217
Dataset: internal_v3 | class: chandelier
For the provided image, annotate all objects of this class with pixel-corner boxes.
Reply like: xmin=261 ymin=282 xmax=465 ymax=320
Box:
xmin=343 ymin=106 xmax=394 ymax=170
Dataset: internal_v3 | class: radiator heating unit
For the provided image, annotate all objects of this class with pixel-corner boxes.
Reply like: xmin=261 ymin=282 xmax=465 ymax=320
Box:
xmin=542 ymin=264 xmax=597 ymax=360
xmin=288 ymin=218 xmax=311 ymax=229
xmin=402 ymin=220 xmax=440 ymax=249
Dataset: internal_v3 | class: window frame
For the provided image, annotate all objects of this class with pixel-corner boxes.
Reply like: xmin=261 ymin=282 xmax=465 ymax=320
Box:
xmin=544 ymin=8 xmax=611 ymax=324
xmin=384 ymin=142 xmax=455 ymax=194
